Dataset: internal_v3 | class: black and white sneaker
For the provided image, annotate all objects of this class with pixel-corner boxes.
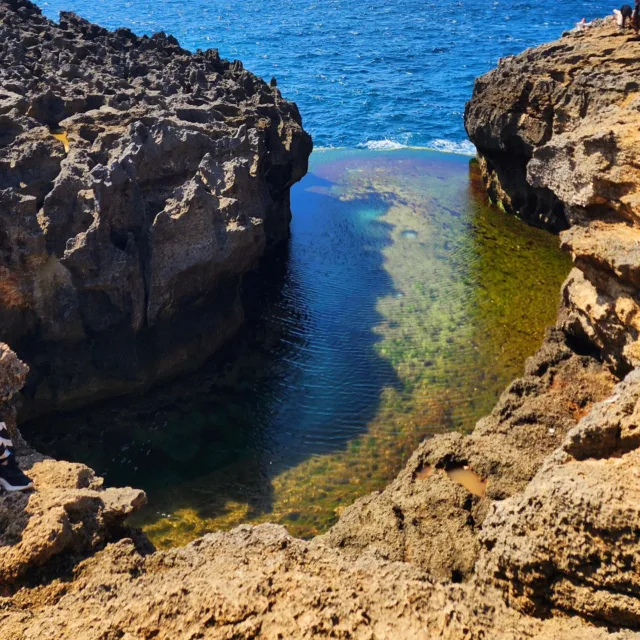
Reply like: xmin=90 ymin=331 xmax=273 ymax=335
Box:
xmin=0 ymin=455 xmax=34 ymax=492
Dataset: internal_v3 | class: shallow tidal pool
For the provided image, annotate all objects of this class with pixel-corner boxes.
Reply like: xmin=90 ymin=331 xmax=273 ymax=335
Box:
xmin=24 ymin=149 xmax=571 ymax=548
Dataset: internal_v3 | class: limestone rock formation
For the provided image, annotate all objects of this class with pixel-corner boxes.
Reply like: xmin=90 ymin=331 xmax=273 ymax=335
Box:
xmin=465 ymin=19 xmax=640 ymax=375
xmin=0 ymin=0 xmax=312 ymax=416
xmin=4 ymin=9 xmax=640 ymax=640
xmin=1 ymin=336 xmax=637 ymax=639
xmin=477 ymin=369 xmax=640 ymax=629
xmin=3 ymin=524 xmax=638 ymax=639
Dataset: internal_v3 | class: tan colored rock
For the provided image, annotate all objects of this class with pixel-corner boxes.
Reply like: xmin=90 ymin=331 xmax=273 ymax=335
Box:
xmin=2 ymin=524 xmax=636 ymax=640
xmin=0 ymin=342 xmax=29 ymax=404
xmin=477 ymin=370 xmax=640 ymax=628
xmin=466 ymin=21 xmax=640 ymax=373
xmin=3 ymin=10 xmax=640 ymax=640
xmin=0 ymin=342 xmax=146 ymax=590
xmin=0 ymin=457 xmax=145 ymax=588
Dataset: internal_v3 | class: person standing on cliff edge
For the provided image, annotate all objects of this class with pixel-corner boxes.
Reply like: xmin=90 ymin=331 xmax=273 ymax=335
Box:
xmin=0 ymin=422 xmax=33 ymax=491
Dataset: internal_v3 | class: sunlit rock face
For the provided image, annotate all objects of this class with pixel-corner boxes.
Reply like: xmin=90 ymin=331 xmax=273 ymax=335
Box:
xmin=0 ymin=343 xmax=146 ymax=591
xmin=465 ymin=18 xmax=640 ymax=375
xmin=0 ymin=0 xmax=312 ymax=416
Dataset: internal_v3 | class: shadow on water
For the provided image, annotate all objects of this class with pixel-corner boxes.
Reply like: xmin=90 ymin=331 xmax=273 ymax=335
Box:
xmin=22 ymin=150 xmax=571 ymax=547
xmin=22 ymin=169 xmax=402 ymax=537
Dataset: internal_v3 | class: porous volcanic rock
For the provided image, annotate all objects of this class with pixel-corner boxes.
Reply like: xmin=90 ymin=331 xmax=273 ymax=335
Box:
xmin=0 ymin=0 xmax=312 ymax=416
xmin=465 ymin=18 xmax=640 ymax=375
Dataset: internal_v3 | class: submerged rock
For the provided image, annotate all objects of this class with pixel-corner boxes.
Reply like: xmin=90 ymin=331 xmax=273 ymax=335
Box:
xmin=323 ymin=329 xmax=616 ymax=581
xmin=0 ymin=0 xmax=312 ymax=416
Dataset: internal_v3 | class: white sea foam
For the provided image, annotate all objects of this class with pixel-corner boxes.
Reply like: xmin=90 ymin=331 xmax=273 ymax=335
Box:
xmin=355 ymin=138 xmax=476 ymax=156
xmin=428 ymin=139 xmax=476 ymax=156
xmin=357 ymin=139 xmax=407 ymax=151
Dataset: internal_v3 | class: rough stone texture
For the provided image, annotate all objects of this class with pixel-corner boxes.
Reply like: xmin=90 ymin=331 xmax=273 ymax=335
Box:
xmin=0 ymin=350 xmax=635 ymax=639
xmin=3 ymin=10 xmax=640 ymax=640
xmin=466 ymin=18 xmax=640 ymax=374
xmin=477 ymin=369 xmax=640 ymax=629
xmin=0 ymin=457 xmax=146 ymax=589
xmin=323 ymin=330 xmax=616 ymax=581
xmin=2 ymin=524 xmax=637 ymax=640
xmin=0 ymin=343 xmax=146 ymax=593
xmin=0 ymin=0 xmax=312 ymax=417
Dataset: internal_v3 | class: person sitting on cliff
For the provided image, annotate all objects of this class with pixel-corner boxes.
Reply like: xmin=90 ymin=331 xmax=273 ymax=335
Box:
xmin=0 ymin=422 xmax=33 ymax=491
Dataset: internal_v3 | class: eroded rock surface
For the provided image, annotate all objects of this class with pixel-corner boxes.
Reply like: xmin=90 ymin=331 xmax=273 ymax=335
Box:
xmin=1 ymin=336 xmax=636 ymax=639
xmin=0 ymin=344 xmax=146 ymax=594
xmin=477 ymin=369 xmax=640 ymax=629
xmin=0 ymin=0 xmax=311 ymax=416
xmin=3 ymin=524 xmax=638 ymax=640
xmin=3 ymin=9 xmax=640 ymax=640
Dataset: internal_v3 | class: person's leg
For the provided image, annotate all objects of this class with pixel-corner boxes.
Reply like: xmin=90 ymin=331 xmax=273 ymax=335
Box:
xmin=0 ymin=422 xmax=33 ymax=491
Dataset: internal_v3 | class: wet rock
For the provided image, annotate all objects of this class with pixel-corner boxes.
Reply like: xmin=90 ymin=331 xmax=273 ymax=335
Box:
xmin=0 ymin=0 xmax=312 ymax=416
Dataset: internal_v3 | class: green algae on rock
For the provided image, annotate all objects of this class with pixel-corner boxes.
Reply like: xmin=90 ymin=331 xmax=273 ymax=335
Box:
xmin=23 ymin=149 xmax=571 ymax=548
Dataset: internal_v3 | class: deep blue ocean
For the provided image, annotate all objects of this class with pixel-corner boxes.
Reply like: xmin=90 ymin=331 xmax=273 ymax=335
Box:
xmin=36 ymin=0 xmax=609 ymax=151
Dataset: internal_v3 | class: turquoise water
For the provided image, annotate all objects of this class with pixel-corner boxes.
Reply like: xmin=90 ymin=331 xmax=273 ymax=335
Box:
xmin=35 ymin=0 xmax=609 ymax=150
xmin=24 ymin=150 xmax=571 ymax=546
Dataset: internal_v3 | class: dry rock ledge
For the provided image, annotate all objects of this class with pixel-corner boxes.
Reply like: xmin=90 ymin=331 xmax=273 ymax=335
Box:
xmin=0 ymin=0 xmax=311 ymax=418
xmin=2 ymin=10 xmax=640 ymax=640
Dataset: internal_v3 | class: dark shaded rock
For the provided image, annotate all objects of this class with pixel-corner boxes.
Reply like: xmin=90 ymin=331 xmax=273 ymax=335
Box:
xmin=0 ymin=0 xmax=312 ymax=416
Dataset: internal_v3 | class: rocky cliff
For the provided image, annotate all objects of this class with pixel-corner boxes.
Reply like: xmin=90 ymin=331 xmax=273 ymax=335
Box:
xmin=0 ymin=0 xmax=311 ymax=417
xmin=465 ymin=17 xmax=640 ymax=376
xmin=1 ymin=338 xmax=636 ymax=639
xmin=2 ymin=11 xmax=640 ymax=640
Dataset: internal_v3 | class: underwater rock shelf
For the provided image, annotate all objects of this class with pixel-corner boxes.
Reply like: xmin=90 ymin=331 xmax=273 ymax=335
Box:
xmin=1 ymin=6 xmax=640 ymax=640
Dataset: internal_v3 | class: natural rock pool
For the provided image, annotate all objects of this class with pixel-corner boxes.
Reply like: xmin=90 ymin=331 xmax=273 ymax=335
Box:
xmin=23 ymin=149 xmax=571 ymax=548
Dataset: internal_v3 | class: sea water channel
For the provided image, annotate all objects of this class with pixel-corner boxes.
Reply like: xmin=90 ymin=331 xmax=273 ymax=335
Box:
xmin=24 ymin=149 xmax=571 ymax=547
